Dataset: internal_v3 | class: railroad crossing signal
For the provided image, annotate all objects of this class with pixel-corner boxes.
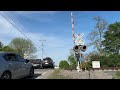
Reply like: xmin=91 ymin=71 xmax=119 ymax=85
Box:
xmin=73 ymin=45 xmax=87 ymax=53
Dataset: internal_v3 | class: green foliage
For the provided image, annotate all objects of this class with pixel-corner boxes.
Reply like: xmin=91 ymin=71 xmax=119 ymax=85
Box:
xmin=99 ymin=56 xmax=108 ymax=67
xmin=0 ymin=42 xmax=4 ymax=49
xmin=102 ymin=22 xmax=120 ymax=54
xmin=47 ymin=69 xmax=71 ymax=79
xmin=59 ymin=60 xmax=70 ymax=70
xmin=90 ymin=54 xmax=100 ymax=61
xmin=114 ymin=71 xmax=120 ymax=79
xmin=0 ymin=42 xmax=15 ymax=52
xmin=86 ymin=62 xmax=92 ymax=69
xmin=68 ymin=54 xmax=77 ymax=70
xmin=1 ymin=46 xmax=15 ymax=52
xmin=9 ymin=37 xmax=37 ymax=57
xmin=81 ymin=61 xmax=92 ymax=70
xmin=116 ymin=71 xmax=120 ymax=76
xmin=89 ymin=53 xmax=120 ymax=68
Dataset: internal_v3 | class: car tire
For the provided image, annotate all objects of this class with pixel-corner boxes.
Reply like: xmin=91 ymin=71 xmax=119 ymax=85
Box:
xmin=28 ymin=67 xmax=34 ymax=78
xmin=1 ymin=71 xmax=11 ymax=79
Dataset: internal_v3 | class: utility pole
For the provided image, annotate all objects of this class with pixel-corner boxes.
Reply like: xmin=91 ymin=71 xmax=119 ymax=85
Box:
xmin=39 ymin=40 xmax=46 ymax=60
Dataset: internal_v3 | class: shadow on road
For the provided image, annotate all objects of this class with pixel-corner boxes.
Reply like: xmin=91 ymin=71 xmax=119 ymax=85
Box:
xmin=21 ymin=74 xmax=42 ymax=79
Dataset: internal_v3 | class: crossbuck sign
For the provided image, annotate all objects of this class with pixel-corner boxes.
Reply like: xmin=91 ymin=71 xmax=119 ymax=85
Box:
xmin=73 ymin=33 xmax=85 ymax=45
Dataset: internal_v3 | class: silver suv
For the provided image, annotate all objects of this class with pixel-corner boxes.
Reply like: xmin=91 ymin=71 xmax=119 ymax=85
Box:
xmin=0 ymin=52 xmax=34 ymax=79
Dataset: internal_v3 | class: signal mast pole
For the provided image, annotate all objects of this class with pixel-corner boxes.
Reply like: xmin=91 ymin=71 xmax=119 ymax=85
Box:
xmin=71 ymin=12 xmax=81 ymax=72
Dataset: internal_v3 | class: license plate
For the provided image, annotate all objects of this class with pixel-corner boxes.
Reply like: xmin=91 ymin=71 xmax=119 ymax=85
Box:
xmin=45 ymin=63 xmax=48 ymax=64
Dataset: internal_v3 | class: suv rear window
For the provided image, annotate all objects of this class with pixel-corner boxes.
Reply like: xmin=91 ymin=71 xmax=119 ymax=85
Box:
xmin=43 ymin=58 xmax=53 ymax=63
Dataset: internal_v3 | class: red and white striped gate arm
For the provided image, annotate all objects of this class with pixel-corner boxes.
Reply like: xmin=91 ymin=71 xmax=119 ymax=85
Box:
xmin=71 ymin=12 xmax=75 ymax=44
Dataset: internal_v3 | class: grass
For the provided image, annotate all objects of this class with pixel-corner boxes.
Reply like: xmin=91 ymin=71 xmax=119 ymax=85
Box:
xmin=47 ymin=69 xmax=72 ymax=79
xmin=112 ymin=71 xmax=120 ymax=79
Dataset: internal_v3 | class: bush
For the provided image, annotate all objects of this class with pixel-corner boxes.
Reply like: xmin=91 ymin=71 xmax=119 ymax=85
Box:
xmin=0 ymin=46 xmax=15 ymax=52
xmin=69 ymin=64 xmax=77 ymax=70
xmin=89 ymin=54 xmax=120 ymax=68
xmin=59 ymin=60 xmax=70 ymax=70
xmin=85 ymin=62 xmax=92 ymax=70
xmin=68 ymin=54 xmax=77 ymax=70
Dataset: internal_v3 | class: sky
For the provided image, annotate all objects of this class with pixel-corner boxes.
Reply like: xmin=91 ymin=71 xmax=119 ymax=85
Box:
xmin=0 ymin=11 xmax=120 ymax=65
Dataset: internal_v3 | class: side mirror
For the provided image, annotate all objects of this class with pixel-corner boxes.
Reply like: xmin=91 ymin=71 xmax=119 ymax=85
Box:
xmin=26 ymin=59 xmax=29 ymax=63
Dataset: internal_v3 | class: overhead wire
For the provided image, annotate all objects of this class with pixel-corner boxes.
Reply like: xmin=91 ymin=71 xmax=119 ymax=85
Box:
xmin=0 ymin=11 xmax=41 ymax=49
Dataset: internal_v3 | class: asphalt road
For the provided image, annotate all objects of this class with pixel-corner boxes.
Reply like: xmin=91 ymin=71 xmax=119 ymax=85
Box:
xmin=23 ymin=69 xmax=54 ymax=79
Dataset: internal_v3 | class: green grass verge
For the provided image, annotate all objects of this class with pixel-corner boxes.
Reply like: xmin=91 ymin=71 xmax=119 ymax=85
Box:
xmin=47 ymin=69 xmax=72 ymax=79
xmin=112 ymin=71 xmax=120 ymax=79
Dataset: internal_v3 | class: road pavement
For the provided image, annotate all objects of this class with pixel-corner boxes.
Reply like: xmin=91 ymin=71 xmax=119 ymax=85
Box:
xmin=23 ymin=69 xmax=54 ymax=79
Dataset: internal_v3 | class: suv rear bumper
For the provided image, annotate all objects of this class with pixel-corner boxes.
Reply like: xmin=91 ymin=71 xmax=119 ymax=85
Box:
xmin=42 ymin=63 xmax=54 ymax=68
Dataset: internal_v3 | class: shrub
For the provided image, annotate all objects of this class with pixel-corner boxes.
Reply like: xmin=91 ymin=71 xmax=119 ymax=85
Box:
xmin=59 ymin=60 xmax=70 ymax=70
xmin=89 ymin=54 xmax=120 ymax=68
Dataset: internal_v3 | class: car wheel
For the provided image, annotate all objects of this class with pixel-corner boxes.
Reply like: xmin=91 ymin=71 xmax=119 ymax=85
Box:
xmin=28 ymin=67 xmax=34 ymax=78
xmin=1 ymin=72 xmax=11 ymax=79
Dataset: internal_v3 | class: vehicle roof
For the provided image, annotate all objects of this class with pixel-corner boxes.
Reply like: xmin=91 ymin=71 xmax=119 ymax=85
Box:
xmin=43 ymin=58 xmax=52 ymax=60
xmin=0 ymin=52 xmax=16 ymax=56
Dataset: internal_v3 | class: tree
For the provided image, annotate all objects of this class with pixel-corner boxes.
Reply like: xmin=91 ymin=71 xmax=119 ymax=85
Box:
xmin=68 ymin=54 xmax=77 ymax=70
xmin=9 ymin=37 xmax=37 ymax=58
xmin=87 ymin=16 xmax=107 ymax=55
xmin=67 ymin=49 xmax=77 ymax=70
xmin=102 ymin=22 xmax=120 ymax=55
xmin=0 ymin=41 xmax=4 ymax=49
xmin=1 ymin=46 xmax=15 ymax=52
xmin=59 ymin=60 xmax=70 ymax=69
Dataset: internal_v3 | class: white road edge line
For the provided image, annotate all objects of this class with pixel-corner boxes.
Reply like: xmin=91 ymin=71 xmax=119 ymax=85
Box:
xmin=42 ymin=72 xmax=48 ymax=76
xmin=35 ymin=71 xmax=48 ymax=79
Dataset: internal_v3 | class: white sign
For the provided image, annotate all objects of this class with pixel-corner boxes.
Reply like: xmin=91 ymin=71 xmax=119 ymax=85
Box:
xmin=92 ymin=61 xmax=100 ymax=68
xmin=73 ymin=33 xmax=85 ymax=45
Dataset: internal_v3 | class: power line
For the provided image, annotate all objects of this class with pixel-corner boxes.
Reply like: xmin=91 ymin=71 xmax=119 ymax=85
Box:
xmin=0 ymin=12 xmax=41 ymax=49
xmin=5 ymin=11 xmax=25 ymax=32
xmin=4 ymin=11 xmax=41 ymax=48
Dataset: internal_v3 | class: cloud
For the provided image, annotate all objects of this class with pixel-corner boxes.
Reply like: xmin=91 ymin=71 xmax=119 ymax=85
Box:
xmin=14 ymin=11 xmax=57 ymax=23
xmin=0 ymin=14 xmax=26 ymax=44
